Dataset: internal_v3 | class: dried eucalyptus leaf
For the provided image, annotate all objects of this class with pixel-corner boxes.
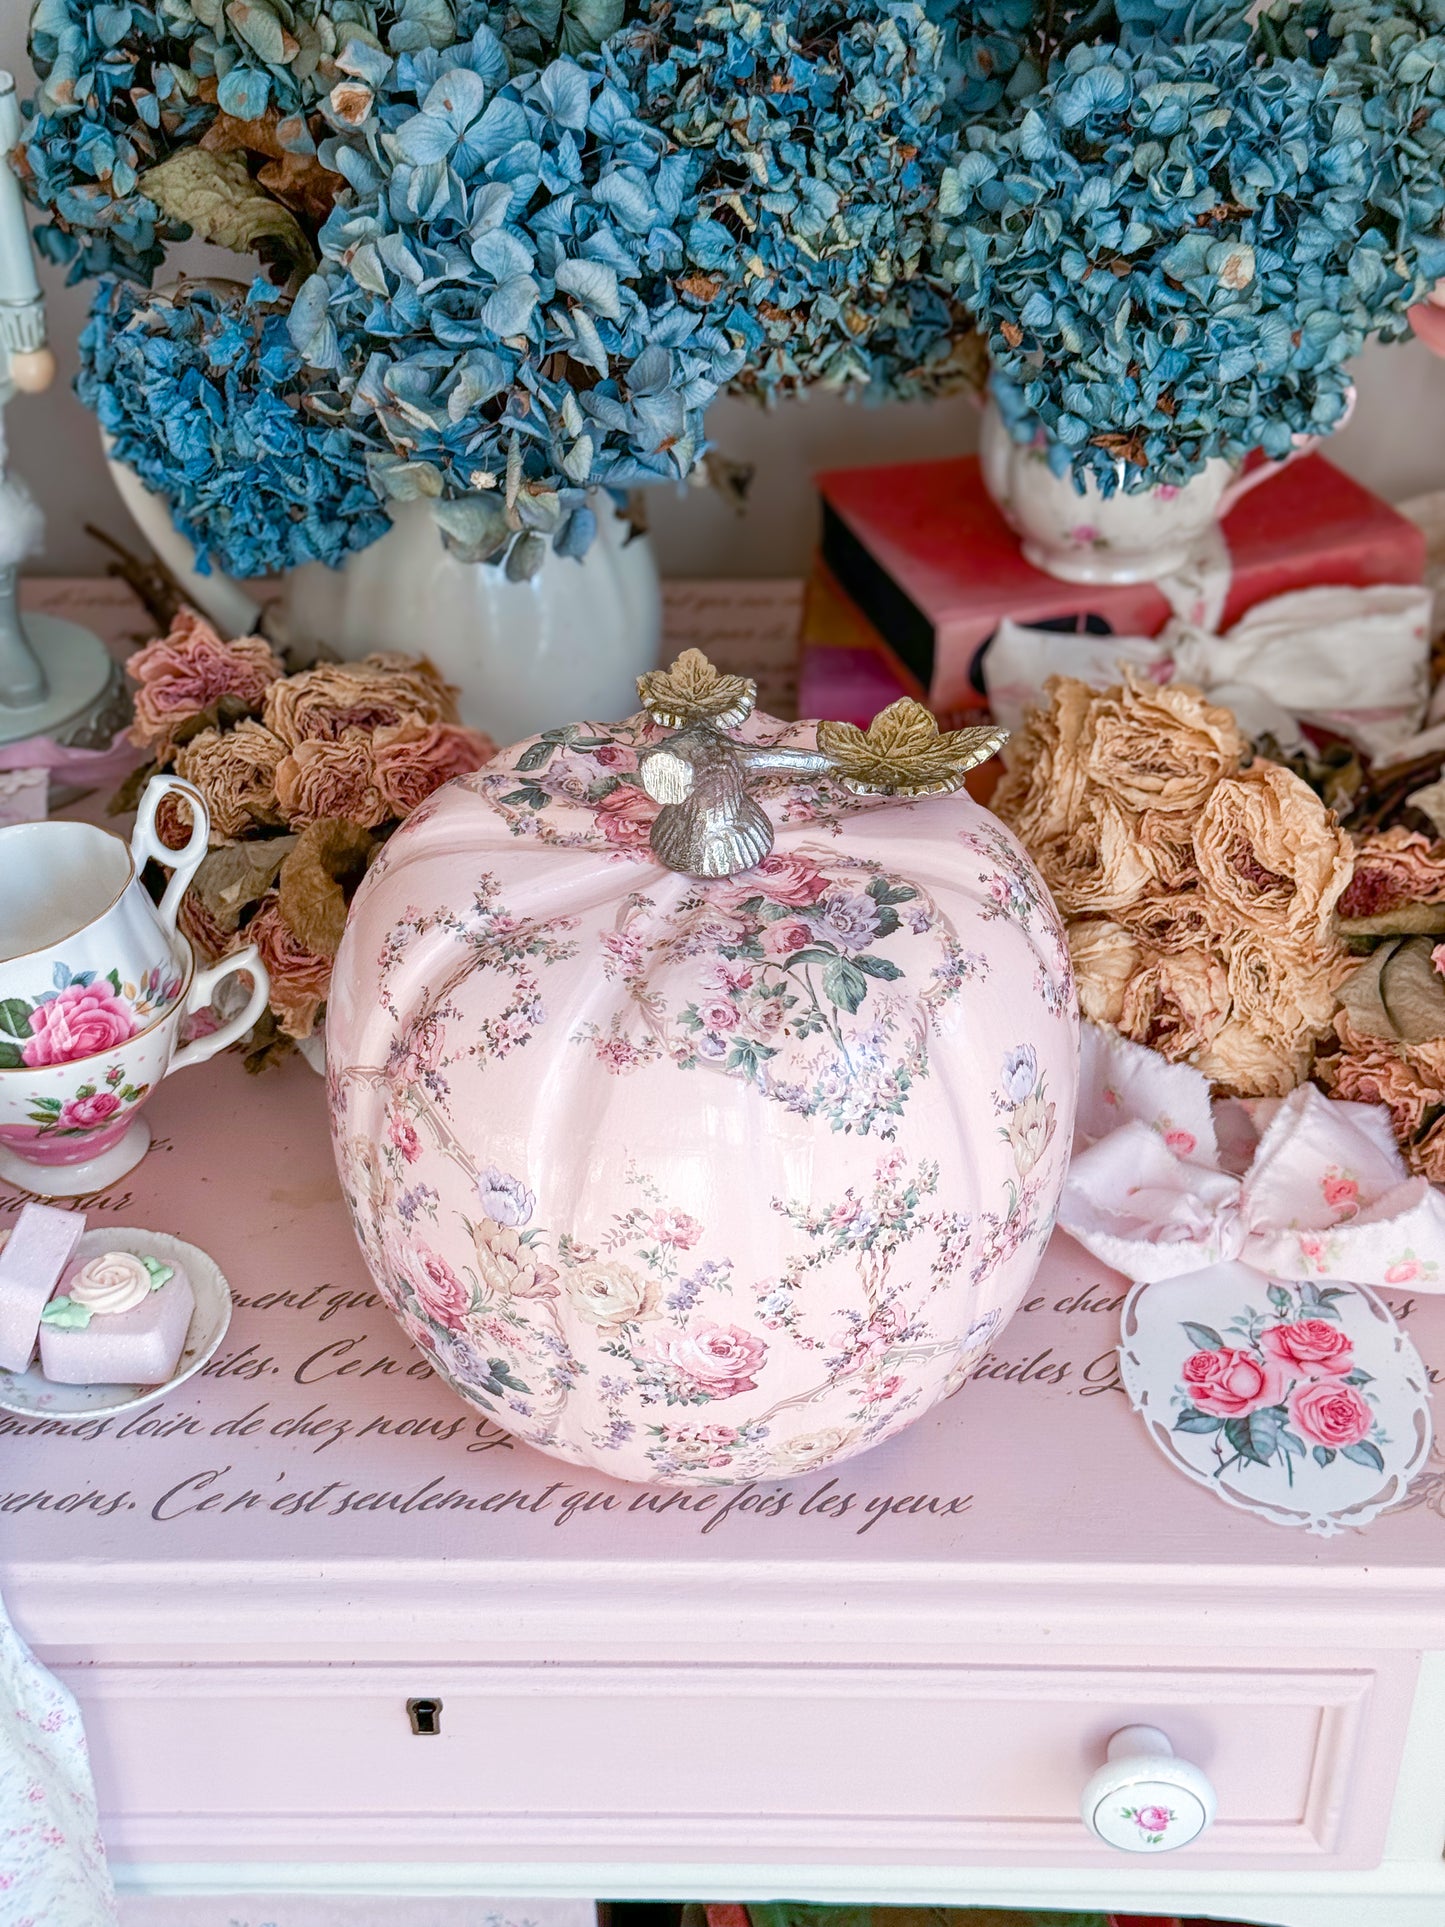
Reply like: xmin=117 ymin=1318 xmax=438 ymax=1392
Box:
xmin=140 ymin=148 xmax=316 ymax=278
xmin=1338 ymin=936 xmax=1445 ymax=1044
xmin=1338 ymin=903 xmax=1445 ymax=938
xmin=1409 ymin=774 xmax=1445 ymax=839
xmin=108 ymin=759 xmax=160 ymax=817
xmin=193 ymin=835 xmax=299 ymax=931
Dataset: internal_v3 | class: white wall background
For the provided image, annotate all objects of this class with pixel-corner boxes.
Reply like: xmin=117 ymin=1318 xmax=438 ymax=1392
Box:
xmin=5 ymin=11 xmax=1445 ymax=581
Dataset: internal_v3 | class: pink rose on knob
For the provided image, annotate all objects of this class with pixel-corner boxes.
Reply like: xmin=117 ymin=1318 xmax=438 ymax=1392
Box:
xmin=647 ymin=1322 xmax=768 ymax=1399
xmin=1290 ymin=1379 xmax=1373 ymax=1449
xmin=57 ymin=1090 xmax=124 ymax=1132
xmin=1180 ymin=1346 xmax=1286 ymax=1418
xmin=22 ymin=982 xmax=138 ymax=1067
xmin=1135 ymin=1806 xmax=1172 ymax=1833
xmin=1260 ymin=1318 xmax=1353 ymax=1379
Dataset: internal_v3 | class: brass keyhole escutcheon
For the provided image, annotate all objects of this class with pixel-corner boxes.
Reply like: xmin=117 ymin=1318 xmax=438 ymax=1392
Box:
xmin=407 ymin=1696 xmax=442 ymax=1736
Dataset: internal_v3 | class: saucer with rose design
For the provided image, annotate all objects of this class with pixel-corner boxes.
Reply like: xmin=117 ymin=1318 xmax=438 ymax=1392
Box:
xmin=1119 ymin=1262 xmax=1432 ymax=1536
xmin=0 ymin=1228 xmax=231 ymax=1418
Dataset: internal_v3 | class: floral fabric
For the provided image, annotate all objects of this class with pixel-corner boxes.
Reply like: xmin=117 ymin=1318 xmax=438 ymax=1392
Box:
xmin=327 ymin=706 xmax=1078 ymax=1485
xmin=0 ymin=1588 xmax=116 ymax=1926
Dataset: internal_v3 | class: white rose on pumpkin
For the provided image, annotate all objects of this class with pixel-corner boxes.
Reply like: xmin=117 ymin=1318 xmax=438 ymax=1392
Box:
xmin=776 ymin=1426 xmax=853 ymax=1471
xmin=471 ymin=1219 xmax=558 ymax=1305
xmin=566 ymin=1260 xmax=659 ymax=1327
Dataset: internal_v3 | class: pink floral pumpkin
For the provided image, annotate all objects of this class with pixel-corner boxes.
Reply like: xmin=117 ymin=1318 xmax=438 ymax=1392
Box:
xmin=326 ymin=695 xmax=1078 ymax=1486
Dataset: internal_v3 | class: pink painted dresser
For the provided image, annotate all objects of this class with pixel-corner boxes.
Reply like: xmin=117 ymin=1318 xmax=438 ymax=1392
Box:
xmin=1 ymin=1057 xmax=1443 ymax=1927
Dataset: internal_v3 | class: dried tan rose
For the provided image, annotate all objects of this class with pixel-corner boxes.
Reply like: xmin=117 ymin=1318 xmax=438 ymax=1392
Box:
xmin=1224 ymin=929 xmax=1341 ymax=1052
xmin=1117 ymin=887 xmax=1213 ymax=955
xmin=240 ymin=893 xmax=332 ymax=1040
xmin=1029 ymin=792 xmax=1154 ymax=918
xmin=1115 ymin=941 xmax=1230 ymax=1060
xmin=274 ymin=732 xmax=390 ymax=830
xmin=1338 ymin=827 xmax=1445 ymax=920
xmin=1135 ymin=811 xmax=1199 ymax=892
xmin=1193 ymin=762 xmax=1353 ymax=948
xmin=1068 ymin=919 xmax=1140 ymax=1027
xmin=263 ymin=654 xmax=458 ymax=747
xmin=175 ymin=719 xmax=287 ymax=840
xmin=992 ymin=676 xmax=1098 ymax=847
xmin=1193 ymin=1013 xmax=1311 ymax=1099
xmin=1082 ymin=675 xmax=1245 ymax=820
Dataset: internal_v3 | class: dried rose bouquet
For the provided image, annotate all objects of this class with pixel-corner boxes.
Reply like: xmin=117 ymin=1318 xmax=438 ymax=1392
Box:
xmin=119 ymin=611 xmax=495 ymax=1063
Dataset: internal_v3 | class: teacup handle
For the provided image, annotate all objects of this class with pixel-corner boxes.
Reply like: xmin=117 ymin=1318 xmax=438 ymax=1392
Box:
xmin=1216 ymin=387 xmax=1356 ymax=518
xmin=132 ymin=774 xmax=210 ymax=936
xmin=170 ymin=945 xmax=270 ymax=1074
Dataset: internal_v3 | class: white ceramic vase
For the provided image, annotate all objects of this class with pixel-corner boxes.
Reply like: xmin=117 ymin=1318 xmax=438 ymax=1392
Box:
xmin=102 ymin=447 xmax=663 ymax=743
xmin=977 ymin=395 xmax=1318 ymax=585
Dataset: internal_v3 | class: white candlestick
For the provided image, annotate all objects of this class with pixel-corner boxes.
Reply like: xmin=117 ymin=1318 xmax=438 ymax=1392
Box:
xmin=0 ymin=78 xmax=40 ymax=300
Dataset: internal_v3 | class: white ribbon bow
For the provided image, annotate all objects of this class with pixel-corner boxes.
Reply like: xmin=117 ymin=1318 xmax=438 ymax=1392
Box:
xmin=1060 ymin=1026 xmax=1445 ymax=1291
xmin=985 ymin=583 xmax=1434 ymax=762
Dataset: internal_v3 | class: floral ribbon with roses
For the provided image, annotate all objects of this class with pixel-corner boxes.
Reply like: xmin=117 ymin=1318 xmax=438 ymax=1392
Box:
xmin=1057 ymin=1025 xmax=1439 ymax=1533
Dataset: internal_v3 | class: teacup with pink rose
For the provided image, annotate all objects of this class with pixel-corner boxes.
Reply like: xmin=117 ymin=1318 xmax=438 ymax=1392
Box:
xmin=0 ymin=937 xmax=269 ymax=1197
xmin=0 ymin=773 xmax=210 ymax=1055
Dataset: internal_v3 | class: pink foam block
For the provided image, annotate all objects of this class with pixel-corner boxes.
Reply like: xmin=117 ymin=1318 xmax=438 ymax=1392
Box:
xmin=39 ymin=1256 xmax=194 ymax=1387
xmin=0 ymin=1203 xmax=85 ymax=1372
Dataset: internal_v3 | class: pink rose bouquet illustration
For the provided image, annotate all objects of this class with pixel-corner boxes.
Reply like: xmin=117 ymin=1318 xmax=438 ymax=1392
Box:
xmin=1175 ymin=1281 xmax=1386 ymax=1481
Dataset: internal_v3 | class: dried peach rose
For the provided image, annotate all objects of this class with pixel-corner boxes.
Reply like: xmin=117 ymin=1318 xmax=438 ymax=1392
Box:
xmin=1193 ymin=1013 xmax=1312 ymax=1100
xmin=1068 ymin=920 xmax=1140 ymax=1028
xmin=1115 ymin=941 xmax=1230 ymax=1060
xmin=128 ymin=610 xmax=285 ymax=751
xmin=241 ymin=894 xmax=332 ymax=1040
xmin=1338 ymin=828 xmax=1445 ymax=920
xmin=992 ymin=675 xmax=1098 ymax=847
xmin=1028 ymin=793 xmax=1154 ymax=918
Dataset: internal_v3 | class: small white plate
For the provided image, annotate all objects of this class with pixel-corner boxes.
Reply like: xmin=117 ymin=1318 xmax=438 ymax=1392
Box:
xmin=0 ymin=1227 xmax=232 ymax=1418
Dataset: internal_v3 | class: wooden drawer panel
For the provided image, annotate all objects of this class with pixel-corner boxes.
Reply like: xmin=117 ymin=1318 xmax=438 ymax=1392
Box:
xmin=63 ymin=1658 xmax=1414 ymax=1870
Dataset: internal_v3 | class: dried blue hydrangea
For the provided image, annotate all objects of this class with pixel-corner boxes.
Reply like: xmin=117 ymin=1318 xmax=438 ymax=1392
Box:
xmin=79 ymin=276 xmax=391 ymax=577
xmin=936 ymin=29 xmax=1445 ymax=491
xmin=288 ymin=29 xmax=742 ymax=571
xmin=609 ymin=0 xmax=961 ymax=401
xmin=21 ymin=0 xmax=468 ymax=283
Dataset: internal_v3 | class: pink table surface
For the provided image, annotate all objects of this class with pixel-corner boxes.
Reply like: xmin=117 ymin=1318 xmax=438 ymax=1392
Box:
xmin=0 ymin=1049 xmax=1442 ymax=1653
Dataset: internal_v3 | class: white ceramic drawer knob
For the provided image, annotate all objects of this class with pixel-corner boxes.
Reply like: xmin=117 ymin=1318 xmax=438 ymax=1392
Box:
xmin=1081 ymin=1724 xmax=1217 ymax=1853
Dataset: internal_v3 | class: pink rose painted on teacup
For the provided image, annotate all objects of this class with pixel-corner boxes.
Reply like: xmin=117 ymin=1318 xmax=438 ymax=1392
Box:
xmin=21 ymin=981 xmax=138 ymax=1068
xmin=57 ymin=1090 xmax=124 ymax=1132
xmin=645 ymin=1322 xmax=768 ymax=1400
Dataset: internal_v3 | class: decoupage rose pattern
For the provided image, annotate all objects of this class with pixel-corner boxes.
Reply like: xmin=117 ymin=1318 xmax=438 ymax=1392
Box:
xmin=1175 ymin=1280 xmax=1391 ymax=1481
xmin=329 ymin=710 xmax=1077 ymax=1484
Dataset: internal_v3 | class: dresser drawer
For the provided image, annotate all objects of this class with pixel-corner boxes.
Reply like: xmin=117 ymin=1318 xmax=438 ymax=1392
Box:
xmin=63 ymin=1655 xmax=1415 ymax=1870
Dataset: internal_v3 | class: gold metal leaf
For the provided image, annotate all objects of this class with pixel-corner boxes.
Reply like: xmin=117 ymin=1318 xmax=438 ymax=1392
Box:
xmin=816 ymin=699 xmax=1008 ymax=796
xmin=637 ymin=648 xmax=757 ymax=730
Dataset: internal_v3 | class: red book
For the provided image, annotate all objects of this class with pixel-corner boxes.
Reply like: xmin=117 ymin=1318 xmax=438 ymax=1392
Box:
xmin=807 ymin=452 xmax=1426 ymax=720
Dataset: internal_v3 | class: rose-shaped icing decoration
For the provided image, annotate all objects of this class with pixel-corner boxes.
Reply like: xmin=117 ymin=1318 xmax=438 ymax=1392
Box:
xmin=41 ymin=1251 xmax=173 ymax=1329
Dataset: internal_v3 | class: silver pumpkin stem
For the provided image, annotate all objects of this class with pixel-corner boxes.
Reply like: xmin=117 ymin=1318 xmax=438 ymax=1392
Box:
xmin=632 ymin=649 xmax=1009 ymax=883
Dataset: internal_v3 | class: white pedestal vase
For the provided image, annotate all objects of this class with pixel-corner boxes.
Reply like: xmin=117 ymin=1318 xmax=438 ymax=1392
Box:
xmin=101 ymin=447 xmax=663 ymax=741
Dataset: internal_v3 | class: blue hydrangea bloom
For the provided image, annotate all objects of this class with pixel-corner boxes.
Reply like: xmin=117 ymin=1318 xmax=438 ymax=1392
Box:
xmin=610 ymin=0 xmax=963 ymax=401
xmin=288 ymin=30 xmax=742 ymax=570
xmin=937 ymin=29 xmax=1445 ymax=491
xmin=79 ymin=276 xmax=391 ymax=578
